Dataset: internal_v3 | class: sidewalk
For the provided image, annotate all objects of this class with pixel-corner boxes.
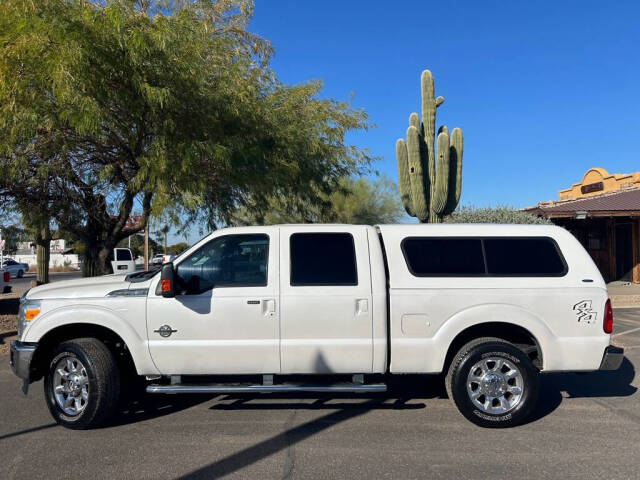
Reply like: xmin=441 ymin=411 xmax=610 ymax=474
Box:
xmin=608 ymin=281 xmax=640 ymax=308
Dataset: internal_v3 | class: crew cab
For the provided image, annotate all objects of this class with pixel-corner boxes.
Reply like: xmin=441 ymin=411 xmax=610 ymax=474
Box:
xmin=10 ymin=224 xmax=623 ymax=429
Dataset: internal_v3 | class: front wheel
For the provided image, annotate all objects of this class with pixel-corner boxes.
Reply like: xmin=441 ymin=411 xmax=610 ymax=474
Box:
xmin=17 ymin=269 xmax=24 ymax=278
xmin=44 ymin=338 xmax=121 ymax=430
xmin=445 ymin=337 xmax=539 ymax=428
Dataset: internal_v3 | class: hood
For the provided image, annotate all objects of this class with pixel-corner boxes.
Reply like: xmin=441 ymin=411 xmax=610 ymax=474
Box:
xmin=26 ymin=274 xmax=132 ymax=300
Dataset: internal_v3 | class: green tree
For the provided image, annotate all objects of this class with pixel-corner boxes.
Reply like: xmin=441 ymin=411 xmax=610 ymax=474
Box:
xmin=444 ymin=205 xmax=551 ymax=224
xmin=166 ymin=242 xmax=189 ymax=255
xmin=231 ymin=176 xmax=404 ymax=225
xmin=0 ymin=0 xmax=372 ymax=276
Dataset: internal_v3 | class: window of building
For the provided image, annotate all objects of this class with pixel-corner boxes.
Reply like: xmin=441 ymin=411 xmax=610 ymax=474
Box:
xmin=402 ymin=236 xmax=567 ymax=277
xmin=176 ymin=234 xmax=268 ymax=293
xmin=401 ymin=238 xmax=485 ymax=276
xmin=290 ymin=233 xmax=358 ymax=286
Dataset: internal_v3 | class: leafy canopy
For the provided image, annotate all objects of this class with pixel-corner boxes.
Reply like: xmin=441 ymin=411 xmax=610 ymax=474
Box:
xmin=230 ymin=175 xmax=404 ymax=226
xmin=0 ymin=0 xmax=373 ymax=274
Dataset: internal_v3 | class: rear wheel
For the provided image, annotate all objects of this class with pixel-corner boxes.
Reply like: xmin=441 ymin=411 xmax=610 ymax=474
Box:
xmin=44 ymin=338 xmax=121 ymax=430
xmin=17 ymin=269 xmax=24 ymax=278
xmin=445 ymin=337 xmax=539 ymax=428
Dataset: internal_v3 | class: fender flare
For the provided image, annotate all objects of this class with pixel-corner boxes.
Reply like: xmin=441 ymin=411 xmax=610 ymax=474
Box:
xmin=23 ymin=304 xmax=159 ymax=375
xmin=431 ymin=303 xmax=555 ymax=371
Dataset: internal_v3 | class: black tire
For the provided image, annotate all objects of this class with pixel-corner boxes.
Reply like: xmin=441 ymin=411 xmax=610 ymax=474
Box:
xmin=44 ymin=338 xmax=121 ymax=430
xmin=17 ymin=270 xmax=23 ymax=278
xmin=445 ymin=337 xmax=539 ymax=428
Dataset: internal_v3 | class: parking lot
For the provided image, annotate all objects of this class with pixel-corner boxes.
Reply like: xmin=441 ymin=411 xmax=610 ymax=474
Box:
xmin=0 ymin=308 xmax=638 ymax=479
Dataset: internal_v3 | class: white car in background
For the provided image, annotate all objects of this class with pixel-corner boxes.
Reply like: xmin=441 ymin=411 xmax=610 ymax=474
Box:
xmin=1 ymin=258 xmax=29 ymax=278
xmin=151 ymin=253 xmax=176 ymax=266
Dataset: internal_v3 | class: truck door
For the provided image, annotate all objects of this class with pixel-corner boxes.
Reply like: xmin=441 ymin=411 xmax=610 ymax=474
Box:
xmin=111 ymin=248 xmax=136 ymax=274
xmin=146 ymin=229 xmax=280 ymax=374
xmin=279 ymin=226 xmax=373 ymax=374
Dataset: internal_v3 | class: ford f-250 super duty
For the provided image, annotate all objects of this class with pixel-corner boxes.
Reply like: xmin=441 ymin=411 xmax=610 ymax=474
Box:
xmin=10 ymin=224 xmax=623 ymax=429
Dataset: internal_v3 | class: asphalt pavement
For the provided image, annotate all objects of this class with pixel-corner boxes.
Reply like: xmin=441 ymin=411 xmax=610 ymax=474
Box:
xmin=1 ymin=309 xmax=639 ymax=479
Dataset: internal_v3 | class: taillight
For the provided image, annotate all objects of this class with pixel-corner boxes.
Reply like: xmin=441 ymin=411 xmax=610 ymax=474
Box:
xmin=3 ymin=271 xmax=9 ymax=282
xmin=603 ymin=299 xmax=613 ymax=334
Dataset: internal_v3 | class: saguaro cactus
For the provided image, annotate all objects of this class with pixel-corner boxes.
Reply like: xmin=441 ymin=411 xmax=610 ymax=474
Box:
xmin=396 ymin=70 xmax=463 ymax=223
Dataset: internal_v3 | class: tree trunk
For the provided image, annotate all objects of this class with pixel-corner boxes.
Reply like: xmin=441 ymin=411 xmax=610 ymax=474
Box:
xmin=83 ymin=242 xmax=101 ymax=277
xmin=35 ymin=223 xmax=51 ymax=285
xmin=83 ymin=242 xmax=115 ymax=277
xmin=36 ymin=243 xmax=50 ymax=284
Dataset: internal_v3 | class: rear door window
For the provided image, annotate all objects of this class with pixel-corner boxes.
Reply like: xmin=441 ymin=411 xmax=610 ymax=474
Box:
xmin=290 ymin=233 xmax=358 ymax=286
xmin=116 ymin=249 xmax=133 ymax=261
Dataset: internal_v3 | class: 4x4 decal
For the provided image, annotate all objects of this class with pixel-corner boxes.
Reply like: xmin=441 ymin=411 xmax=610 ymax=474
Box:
xmin=573 ymin=300 xmax=597 ymax=324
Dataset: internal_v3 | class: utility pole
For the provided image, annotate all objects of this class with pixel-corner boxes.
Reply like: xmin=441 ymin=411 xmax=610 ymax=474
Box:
xmin=143 ymin=221 xmax=149 ymax=270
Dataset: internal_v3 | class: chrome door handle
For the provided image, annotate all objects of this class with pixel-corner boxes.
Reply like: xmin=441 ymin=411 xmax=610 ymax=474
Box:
xmin=356 ymin=299 xmax=368 ymax=315
xmin=263 ymin=299 xmax=276 ymax=316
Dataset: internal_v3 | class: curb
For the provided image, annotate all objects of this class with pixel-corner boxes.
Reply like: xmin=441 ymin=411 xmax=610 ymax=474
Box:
xmin=611 ymin=295 xmax=640 ymax=309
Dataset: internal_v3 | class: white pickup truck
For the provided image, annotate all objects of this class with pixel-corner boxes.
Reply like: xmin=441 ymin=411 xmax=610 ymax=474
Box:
xmin=10 ymin=224 xmax=623 ymax=429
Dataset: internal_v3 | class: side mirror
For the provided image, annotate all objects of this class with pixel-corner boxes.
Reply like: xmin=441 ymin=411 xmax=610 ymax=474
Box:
xmin=157 ymin=262 xmax=175 ymax=298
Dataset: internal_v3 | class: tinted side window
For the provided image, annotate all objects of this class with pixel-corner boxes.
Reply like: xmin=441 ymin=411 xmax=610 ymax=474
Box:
xmin=176 ymin=234 xmax=269 ymax=293
xmin=290 ymin=233 xmax=358 ymax=286
xmin=484 ymin=237 xmax=566 ymax=276
xmin=116 ymin=249 xmax=132 ymax=261
xmin=402 ymin=238 xmax=485 ymax=276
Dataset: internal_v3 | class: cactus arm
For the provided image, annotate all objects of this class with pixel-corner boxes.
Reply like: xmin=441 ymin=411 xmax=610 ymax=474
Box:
xmin=430 ymin=130 xmax=450 ymax=220
xmin=406 ymin=125 xmax=429 ymax=222
xmin=409 ymin=112 xmax=420 ymax=132
xmin=443 ymin=127 xmax=464 ymax=216
xmin=395 ymin=138 xmax=415 ymax=217
xmin=420 ymin=70 xmax=437 ymax=200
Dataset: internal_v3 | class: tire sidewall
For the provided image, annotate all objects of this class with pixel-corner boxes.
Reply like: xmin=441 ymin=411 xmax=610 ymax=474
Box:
xmin=451 ymin=342 xmax=539 ymax=428
xmin=44 ymin=344 xmax=99 ymax=427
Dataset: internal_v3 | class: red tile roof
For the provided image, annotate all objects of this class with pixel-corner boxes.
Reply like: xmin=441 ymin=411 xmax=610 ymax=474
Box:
xmin=526 ymin=187 xmax=640 ymax=216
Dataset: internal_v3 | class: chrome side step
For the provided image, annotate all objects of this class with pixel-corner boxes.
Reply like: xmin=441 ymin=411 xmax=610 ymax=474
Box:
xmin=146 ymin=383 xmax=387 ymax=394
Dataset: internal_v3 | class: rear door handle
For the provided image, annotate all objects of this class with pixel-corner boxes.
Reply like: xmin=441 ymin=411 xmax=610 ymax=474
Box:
xmin=356 ymin=299 xmax=368 ymax=315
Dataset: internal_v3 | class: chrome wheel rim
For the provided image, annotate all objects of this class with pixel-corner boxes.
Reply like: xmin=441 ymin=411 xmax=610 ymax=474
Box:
xmin=466 ymin=356 xmax=524 ymax=414
xmin=52 ymin=356 xmax=89 ymax=416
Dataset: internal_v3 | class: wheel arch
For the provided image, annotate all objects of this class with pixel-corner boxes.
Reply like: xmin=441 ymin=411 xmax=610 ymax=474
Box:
xmin=25 ymin=307 xmax=159 ymax=381
xmin=434 ymin=304 xmax=553 ymax=373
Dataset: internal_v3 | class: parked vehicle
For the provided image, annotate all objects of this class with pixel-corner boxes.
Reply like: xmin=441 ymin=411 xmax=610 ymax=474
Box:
xmin=0 ymin=267 xmax=10 ymax=293
xmin=1 ymin=258 xmax=29 ymax=278
xmin=108 ymin=248 xmax=136 ymax=275
xmin=10 ymin=224 xmax=623 ymax=429
xmin=150 ymin=254 xmax=164 ymax=265
xmin=151 ymin=253 xmax=176 ymax=265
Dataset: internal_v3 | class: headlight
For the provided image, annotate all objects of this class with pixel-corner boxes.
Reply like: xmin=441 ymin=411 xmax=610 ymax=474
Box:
xmin=17 ymin=298 xmax=41 ymax=339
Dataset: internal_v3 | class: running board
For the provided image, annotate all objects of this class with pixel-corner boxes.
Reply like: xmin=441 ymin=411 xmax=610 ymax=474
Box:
xmin=146 ymin=383 xmax=387 ymax=394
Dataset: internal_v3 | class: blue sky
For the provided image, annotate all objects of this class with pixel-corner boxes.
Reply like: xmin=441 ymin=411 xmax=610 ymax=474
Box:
xmin=250 ymin=0 xmax=640 ymax=208
xmin=171 ymin=0 xmax=639 ymax=244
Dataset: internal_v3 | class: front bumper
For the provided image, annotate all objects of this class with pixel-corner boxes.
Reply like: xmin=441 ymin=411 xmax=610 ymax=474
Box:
xmin=10 ymin=341 xmax=36 ymax=383
xmin=599 ymin=345 xmax=624 ymax=370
